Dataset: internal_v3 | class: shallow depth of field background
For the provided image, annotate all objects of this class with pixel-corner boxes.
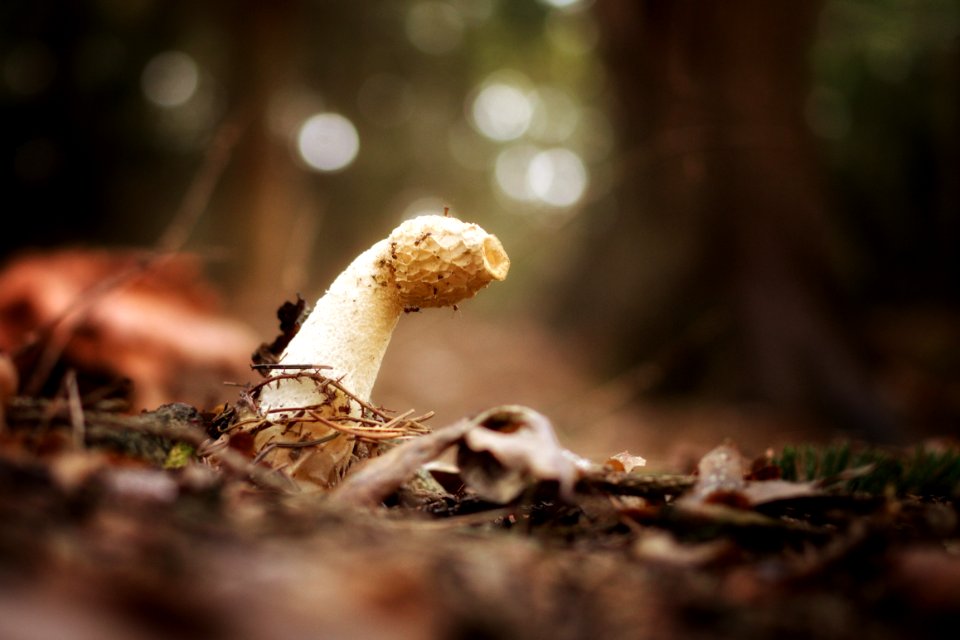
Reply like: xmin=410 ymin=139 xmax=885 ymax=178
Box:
xmin=2 ymin=0 xmax=958 ymax=466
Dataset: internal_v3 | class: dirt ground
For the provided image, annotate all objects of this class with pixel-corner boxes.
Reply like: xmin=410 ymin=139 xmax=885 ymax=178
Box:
xmin=1 ymin=259 xmax=958 ymax=640
xmin=2 ymin=387 xmax=959 ymax=640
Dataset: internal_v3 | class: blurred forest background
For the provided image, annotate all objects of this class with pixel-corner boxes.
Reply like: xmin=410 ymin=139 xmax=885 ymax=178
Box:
xmin=1 ymin=0 xmax=958 ymax=464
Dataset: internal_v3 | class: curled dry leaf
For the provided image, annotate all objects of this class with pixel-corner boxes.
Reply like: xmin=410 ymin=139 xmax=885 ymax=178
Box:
xmin=606 ymin=450 xmax=647 ymax=473
xmin=329 ymin=417 xmax=478 ymax=507
xmin=330 ymin=405 xmax=584 ymax=507
xmin=457 ymin=405 xmax=585 ymax=503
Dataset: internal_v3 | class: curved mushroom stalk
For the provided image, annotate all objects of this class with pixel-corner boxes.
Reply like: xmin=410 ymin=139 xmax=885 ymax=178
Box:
xmin=230 ymin=215 xmax=509 ymax=489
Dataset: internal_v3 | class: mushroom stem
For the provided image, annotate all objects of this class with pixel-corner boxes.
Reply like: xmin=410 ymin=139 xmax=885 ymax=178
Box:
xmin=241 ymin=214 xmax=509 ymax=488
xmin=256 ymin=239 xmax=402 ymax=415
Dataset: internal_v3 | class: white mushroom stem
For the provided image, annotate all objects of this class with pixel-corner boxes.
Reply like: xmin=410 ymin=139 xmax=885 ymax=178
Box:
xmin=243 ymin=215 xmax=509 ymax=488
xmin=258 ymin=215 xmax=509 ymax=414
xmin=257 ymin=241 xmax=404 ymax=414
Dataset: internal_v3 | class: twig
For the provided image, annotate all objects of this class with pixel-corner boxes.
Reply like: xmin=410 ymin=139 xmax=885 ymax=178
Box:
xmin=578 ymin=473 xmax=696 ymax=499
xmin=246 ymin=369 xmax=432 ymax=440
xmin=64 ymin=369 xmax=85 ymax=449
xmin=252 ymin=432 xmax=342 ymax=466
xmin=250 ymin=363 xmax=332 ymax=371
xmin=307 ymin=413 xmax=418 ymax=440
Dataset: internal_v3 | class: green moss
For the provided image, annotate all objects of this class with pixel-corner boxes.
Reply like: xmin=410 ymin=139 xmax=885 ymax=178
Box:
xmin=163 ymin=442 xmax=196 ymax=469
xmin=773 ymin=443 xmax=960 ymax=499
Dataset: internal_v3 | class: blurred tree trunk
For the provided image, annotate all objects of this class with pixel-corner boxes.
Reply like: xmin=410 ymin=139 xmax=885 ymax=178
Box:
xmin=223 ymin=0 xmax=316 ymax=330
xmin=566 ymin=0 xmax=895 ymax=438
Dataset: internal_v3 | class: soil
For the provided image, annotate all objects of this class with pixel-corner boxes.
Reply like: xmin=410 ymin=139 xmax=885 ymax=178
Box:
xmin=1 ymin=395 xmax=958 ymax=640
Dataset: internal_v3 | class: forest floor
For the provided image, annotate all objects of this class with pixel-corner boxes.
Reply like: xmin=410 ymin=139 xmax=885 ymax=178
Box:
xmin=1 ymin=251 xmax=958 ymax=639
xmin=1 ymin=386 xmax=959 ymax=640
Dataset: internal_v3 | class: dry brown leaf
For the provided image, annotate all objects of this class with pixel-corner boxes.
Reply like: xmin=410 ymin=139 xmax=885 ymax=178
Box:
xmin=0 ymin=352 xmax=16 ymax=428
xmin=0 ymin=249 xmax=258 ymax=410
xmin=605 ymin=450 xmax=647 ymax=473
xmin=329 ymin=418 xmax=476 ymax=508
xmin=330 ymin=405 xmax=587 ymax=507
xmin=457 ymin=405 xmax=585 ymax=503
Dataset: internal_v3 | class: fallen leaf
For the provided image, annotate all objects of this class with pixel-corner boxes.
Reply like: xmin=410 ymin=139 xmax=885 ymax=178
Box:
xmin=0 ymin=249 xmax=258 ymax=410
xmin=329 ymin=417 xmax=476 ymax=508
xmin=330 ymin=405 xmax=586 ymax=507
xmin=457 ymin=405 xmax=584 ymax=503
xmin=606 ymin=450 xmax=647 ymax=473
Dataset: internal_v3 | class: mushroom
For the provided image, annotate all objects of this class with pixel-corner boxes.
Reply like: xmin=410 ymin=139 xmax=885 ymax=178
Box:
xmin=229 ymin=214 xmax=509 ymax=489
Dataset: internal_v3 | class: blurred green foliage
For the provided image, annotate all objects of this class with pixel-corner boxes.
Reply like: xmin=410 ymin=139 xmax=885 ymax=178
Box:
xmin=776 ymin=441 xmax=960 ymax=497
xmin=1 ymin=0 xmax=957 ymax=426
xmin=810 ymin=0 xmax=960 ymax=300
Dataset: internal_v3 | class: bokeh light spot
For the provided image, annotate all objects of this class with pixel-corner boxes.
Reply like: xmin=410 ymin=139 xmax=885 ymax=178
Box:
xmin=141 ymin=51 xmax=198 ymax=108
xmin=297 ymin=113 xmax=360 ymax=172
xmin=527 ymin=148 xmax=588 ymax=207
xmin=494 ymin=145 xmax=540 ymax=202
xmin=470 ymin=77 xmax=534 ymax=141
xmin=538 ymin=0 xmax=595 ymax=13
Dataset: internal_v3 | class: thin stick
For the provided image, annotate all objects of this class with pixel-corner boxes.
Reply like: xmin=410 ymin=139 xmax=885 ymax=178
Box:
xmin=64 ymin=369 xmax=85 ymax=448
xmin=250 ymin=363 xmax=332 ymax=371
xmin=247 ymin=370 xmax=432 ymax=434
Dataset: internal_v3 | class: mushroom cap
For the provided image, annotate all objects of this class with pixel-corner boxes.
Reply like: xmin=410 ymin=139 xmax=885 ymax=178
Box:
xmin=389 ymin=215 xmax=510 ymax=308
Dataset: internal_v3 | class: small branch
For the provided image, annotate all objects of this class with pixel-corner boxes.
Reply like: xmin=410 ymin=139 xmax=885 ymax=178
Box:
xmin=250 ymin=363 xmax=332 ymax=371
xmin=243 ymin=369 xmax=432 ymax=441
xmin=252 ymin=432 xmax=342 ymax=466
xmin=63 ymin=370 xmax=84 ymax=449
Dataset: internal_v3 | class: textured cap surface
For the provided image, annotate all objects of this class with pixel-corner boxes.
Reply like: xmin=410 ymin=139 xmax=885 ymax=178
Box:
xmin=389 ymin=215 xmax=510 ymax=308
